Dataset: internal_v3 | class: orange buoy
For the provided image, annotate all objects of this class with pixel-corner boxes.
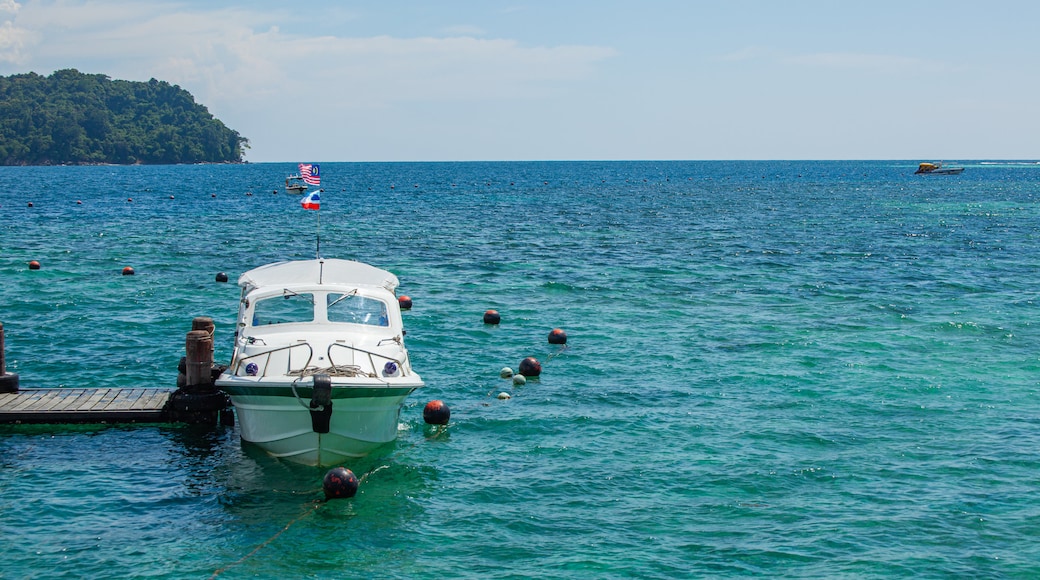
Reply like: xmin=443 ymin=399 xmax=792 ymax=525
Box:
xmin=548 ymin=328 xmax=567 ymax=344
xmin=483 ymin=309 xmax=501 ymax=324
xmin=122 ymin=266 xmax=135 ymax=276
xmin=399 ymin=295 xmax=413 ymax=310
xmin=423 ymin=400 xmax=450 ymax=425
xmin=28 ymin=260 xmax=40 ymax=270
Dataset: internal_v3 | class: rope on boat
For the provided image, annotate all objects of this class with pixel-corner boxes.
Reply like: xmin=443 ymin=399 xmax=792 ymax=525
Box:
xmin=287 ymin=364 xmax=375 ymax=378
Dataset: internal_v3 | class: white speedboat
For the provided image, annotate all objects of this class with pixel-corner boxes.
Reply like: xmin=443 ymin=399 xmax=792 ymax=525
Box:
xmin=215 ymin=259 xmax=423 ymax=466
xmin=285 ymin=173 xmax=308 ymax=193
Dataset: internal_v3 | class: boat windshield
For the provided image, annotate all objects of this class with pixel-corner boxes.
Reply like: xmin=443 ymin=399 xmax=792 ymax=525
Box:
xmin=327 ymin=293 xmax=389 ymax=326
xmin=252 ymin=292 xmax=315 ymax=325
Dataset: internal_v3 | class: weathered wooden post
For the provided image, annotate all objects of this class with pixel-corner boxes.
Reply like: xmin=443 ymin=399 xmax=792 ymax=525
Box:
xmin=0 ymin=322 xmax=20 ymax=393
xmin=165 ymin=316 xmax=231 ymax=425
xmin=192 ymin=315 xmax=216 ymax=337
xmin=185 ymin=329 xmax=213 ymax=387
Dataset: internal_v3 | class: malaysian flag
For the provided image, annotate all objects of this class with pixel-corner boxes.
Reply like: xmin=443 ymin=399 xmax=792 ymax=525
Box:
xmin=301 ymin=189 xmax=321 ymax=210
xmin=299 ymin=163 xmax=321 ymax=186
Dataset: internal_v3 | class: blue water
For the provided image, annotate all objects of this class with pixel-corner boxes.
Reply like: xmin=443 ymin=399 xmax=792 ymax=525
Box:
xmin=1 ymin=161 xmax=1039 ymax=578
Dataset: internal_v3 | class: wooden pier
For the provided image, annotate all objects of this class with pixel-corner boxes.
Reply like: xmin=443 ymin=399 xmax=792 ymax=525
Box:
xmin=0 ymin=318 xmax=232 ymax=426
xmin=0 ymin=388 xmax=174 ymax=424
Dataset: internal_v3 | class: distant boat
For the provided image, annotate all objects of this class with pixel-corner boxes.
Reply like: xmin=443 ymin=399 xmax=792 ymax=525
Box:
xmin=285 ymin=163 xmax=321 ymax=193
xmin=285 ymin=173 xmax=308 ymax=193
xmin=915 ymin=162 xmax=964 ymax=175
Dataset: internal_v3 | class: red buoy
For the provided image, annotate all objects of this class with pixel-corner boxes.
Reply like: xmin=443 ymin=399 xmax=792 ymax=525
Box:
xmin=548 ymin=328 xmax=567 ymax=344
xmin=323 ymin=467 xmax=359 ymax=499
xmin=518 ymin=357 xmax=541 ymax=377
xmin=122 ymin=266 xmax=135 ymax=276
xmin=423 ymin=400 xmax=450 ymax=425
xmin=483 ymin=309 xmax=501 ymax=324
xmin=28 ymin=260 xmax=40 ymax=270
xmin=399 ymin=295 xmax=413 ymax=310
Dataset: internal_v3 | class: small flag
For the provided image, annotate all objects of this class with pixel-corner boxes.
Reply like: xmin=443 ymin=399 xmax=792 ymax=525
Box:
xmin=301 ymin=189 xmax=321 ymax=210
xmin=299 ymin=163 xmax=320 ymax=186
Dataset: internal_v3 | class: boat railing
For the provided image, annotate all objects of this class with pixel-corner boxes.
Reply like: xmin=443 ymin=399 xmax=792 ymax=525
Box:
xmin=328 ymin=342 xmax=411 ymax=377
xmin=233 ymin=342 xmax=314 ymax=378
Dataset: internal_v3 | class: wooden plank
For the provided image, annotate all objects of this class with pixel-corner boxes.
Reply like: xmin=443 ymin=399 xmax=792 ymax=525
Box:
xmin=47 ymin=389 xmax=94 ymax=412
xmin=38 ymin=389 xmax=86 ymax=411
xmin=8 ymin=389 xmax=49 ymax=412
xmin=104 ymin=389 xmax=140 ymax=412
xmin=26 ymin=391 xmax=65 ymax=412
xmin=133 ymin=389 xmax=170 ymax=410
xmin=93 ymin=388 xmax=122 ymax=411
xmin=0 ymin=388 xmax=184 ymax=424
xmin=77 ymin=388 xmax=111 ymax=412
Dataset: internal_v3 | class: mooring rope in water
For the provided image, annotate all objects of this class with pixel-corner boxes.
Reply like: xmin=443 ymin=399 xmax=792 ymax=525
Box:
xmin=209 ymin=502 xmax=319 ymax=579
xmin=208 ymin=464 xmax=391 ymax=579
xmin=209 ymin=345 xmax=558 ymax=577
xmin=544 ymin=344 xmax=568 ymax=364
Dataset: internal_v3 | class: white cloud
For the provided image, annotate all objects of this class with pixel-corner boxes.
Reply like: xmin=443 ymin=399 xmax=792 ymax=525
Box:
xmin=0 ymin=0 xmax=28 ymax=63
xmin=0 ymin=20 xmax=33 ymax=64
xmin=6 ymin=1 xmax=615 ymax=107
xmin=0 ymin=0 xmax=617 ymax=159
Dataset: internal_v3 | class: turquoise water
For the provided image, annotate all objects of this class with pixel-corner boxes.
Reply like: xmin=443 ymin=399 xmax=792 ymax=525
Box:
xmin=1 ymin=161 xmax=1039 ymax=578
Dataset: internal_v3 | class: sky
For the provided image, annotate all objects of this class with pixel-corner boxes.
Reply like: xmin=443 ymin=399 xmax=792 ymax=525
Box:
xmin=0 ymin=0 xmax=1037 ymax=162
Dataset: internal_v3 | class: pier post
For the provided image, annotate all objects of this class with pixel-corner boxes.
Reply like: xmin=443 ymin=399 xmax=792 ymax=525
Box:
xmin=165 ymin=317 xmax=231 ymax=425
xmin=191 ymin=316 xmax=215 ymax=338
xmin=185 ymin=329 xmax=214 ymax=387
xmin=0 ymin=322 xmax=19 ymax=393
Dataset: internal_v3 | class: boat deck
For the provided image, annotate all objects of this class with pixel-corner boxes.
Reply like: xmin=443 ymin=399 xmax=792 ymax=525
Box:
xmin=0 ymin=388 xmax=173 ymax=424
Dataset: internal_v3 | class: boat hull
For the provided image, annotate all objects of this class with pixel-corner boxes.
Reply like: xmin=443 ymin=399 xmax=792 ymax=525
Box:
xmin=219 ymin=381 xmax=420 ymax=466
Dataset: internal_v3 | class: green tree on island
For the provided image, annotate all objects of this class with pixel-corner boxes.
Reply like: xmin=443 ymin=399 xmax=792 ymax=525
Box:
xmin=0 ymin=69 xmax=248 ymax=165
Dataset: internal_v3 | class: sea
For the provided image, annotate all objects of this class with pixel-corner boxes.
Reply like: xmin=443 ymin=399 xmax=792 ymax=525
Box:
xmin=1 ymin=160 xmax=1038 ymax=579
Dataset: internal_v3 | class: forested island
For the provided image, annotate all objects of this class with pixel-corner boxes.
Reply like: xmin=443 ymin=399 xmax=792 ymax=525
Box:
xmin=0 ymin=69 xmax=248 ymax=165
